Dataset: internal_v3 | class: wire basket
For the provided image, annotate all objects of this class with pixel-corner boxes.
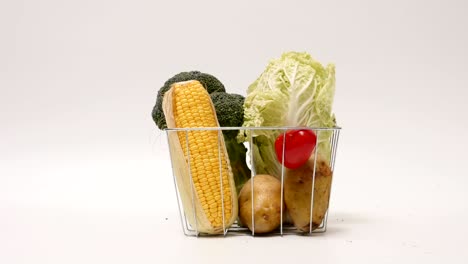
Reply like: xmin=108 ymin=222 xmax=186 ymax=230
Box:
xmin=165 ymin=126 xmax=341 ymax=237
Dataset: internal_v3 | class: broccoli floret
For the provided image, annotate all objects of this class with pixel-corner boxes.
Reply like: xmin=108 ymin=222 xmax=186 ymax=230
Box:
xmin=210 ymin=92 xmax=245 ymax=138
xmin=151 ymin=71 xmax=226 ymax=129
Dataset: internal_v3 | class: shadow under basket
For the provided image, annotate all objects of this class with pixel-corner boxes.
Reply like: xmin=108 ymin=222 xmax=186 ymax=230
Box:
xmin=165 ymin=126 xmax=341 ymax=237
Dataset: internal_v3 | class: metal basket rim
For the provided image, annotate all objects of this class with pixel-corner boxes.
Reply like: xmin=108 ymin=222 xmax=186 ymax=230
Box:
xmin=164 ymin=126 xmax=342 ymax=131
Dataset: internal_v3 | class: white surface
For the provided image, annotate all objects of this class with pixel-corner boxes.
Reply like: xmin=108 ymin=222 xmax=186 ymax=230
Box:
xmin=1 ymin=0 xmax=468 ymax=263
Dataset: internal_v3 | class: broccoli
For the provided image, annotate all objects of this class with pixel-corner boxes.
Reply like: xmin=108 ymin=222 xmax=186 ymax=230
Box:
xmin=151 ymin=71 xmax=226 ymax=129
xmin=210 ymin=92 xmax=251 ymax=193
xmin=151 ymin=72 xmax=251 ymax=194
xmin=210 ymin=92 xmax=245 ymax=138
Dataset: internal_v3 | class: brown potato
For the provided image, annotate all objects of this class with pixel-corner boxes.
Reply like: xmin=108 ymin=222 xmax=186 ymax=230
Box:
xmin=284 ymin=157 xmax=332 ymax=232
xmin=238 ymin=174 xmax=283 ymax=233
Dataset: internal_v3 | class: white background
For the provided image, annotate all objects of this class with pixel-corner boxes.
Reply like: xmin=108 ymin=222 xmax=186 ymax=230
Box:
xmin=1 ymin=0 xmax=468 ymax=263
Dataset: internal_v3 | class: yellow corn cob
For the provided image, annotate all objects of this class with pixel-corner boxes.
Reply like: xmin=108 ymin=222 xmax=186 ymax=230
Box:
xmin=163 ymin=80 xmax=238 ymax=234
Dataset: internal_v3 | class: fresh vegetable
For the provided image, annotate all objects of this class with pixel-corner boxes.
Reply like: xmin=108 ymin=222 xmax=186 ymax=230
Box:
xmin=274 ymin=129 xmax=317 ymax=169
xmin=238 ymin=174 xmax=283 ymax=233
xmin=152 ymin=71 xmax=226 ymax=130
xmin=240 ymin=51 xmax=336 ymax=178
xmin=210 ymin=92 xmax=251 ymax=193
xmin=284 ymin=156 xmax=332 ymax=232
xmin=162 ymin=80 xmax=238 ymax=234
xmin=210 ymin=92 xmax=244 ymax=137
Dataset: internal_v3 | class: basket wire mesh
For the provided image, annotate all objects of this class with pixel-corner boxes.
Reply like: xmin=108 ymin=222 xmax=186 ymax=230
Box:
xmin=165 ymin=126 xmax=341 ymax=237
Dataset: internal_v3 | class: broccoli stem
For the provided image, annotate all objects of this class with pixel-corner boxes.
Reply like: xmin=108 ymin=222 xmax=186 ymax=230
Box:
xmin=223 ymin=135 xmax=251 ymax=194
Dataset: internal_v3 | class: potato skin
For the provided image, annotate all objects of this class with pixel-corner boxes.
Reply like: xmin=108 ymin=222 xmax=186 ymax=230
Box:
xmin=284 ymin=157 xmax=332 ymax=232
xmin=238 ymin=174 xmax=283 ymax=233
